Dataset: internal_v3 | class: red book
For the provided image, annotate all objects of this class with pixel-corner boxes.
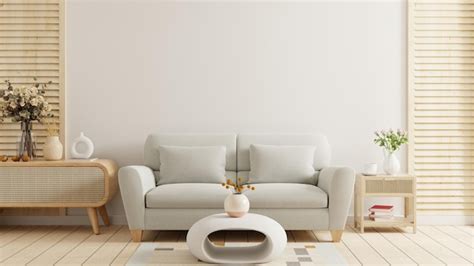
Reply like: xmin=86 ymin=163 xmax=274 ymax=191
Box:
xmin=369 ymin=205 xmax=393 ymax=213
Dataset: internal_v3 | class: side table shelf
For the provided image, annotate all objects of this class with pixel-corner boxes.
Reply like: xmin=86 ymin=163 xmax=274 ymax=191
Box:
xmin=354 ymin=173 xmax=416 ymax=233
xmin=0 ymin=159 xmax=118 ymax=234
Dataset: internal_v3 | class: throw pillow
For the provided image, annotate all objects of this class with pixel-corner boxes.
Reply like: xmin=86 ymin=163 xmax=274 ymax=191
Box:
xmin=249 ymin=144 xmax=316 ymax=184
xmin=158 ymin=145 xmax=226 ymax=185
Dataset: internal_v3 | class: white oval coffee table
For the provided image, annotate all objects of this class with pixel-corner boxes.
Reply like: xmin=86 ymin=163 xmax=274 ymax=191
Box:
xmin=186 ymin=213 xmax=287 ymax=264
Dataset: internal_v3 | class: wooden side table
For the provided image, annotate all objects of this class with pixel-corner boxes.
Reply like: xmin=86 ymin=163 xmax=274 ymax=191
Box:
xmin=354 ymin=173 xmax=416 ymax=233
xmin=0 ymin=159 xmax=118 ymax=234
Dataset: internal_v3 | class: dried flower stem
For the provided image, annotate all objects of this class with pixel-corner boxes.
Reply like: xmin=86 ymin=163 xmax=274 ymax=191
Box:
xmin=221 ymin=177 xmax=255 ymax=194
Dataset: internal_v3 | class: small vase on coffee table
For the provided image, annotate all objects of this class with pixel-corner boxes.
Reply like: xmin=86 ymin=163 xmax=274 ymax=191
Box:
xmin=224 ymin=193 xmax=250 ymax=217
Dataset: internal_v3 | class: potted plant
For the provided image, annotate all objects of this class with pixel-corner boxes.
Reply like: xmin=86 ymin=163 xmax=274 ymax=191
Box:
xmin=374 ymin=129 xmax=408 ymax=175
xmin=221 ymin=178 xmax=255 ymax=217
xmin=0 ymin=79 xmax=54 ymax=160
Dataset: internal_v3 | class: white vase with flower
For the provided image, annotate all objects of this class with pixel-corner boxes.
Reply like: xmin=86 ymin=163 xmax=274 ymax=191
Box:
xmin=374 ymin=129 xmax=408 ymax=175
xmin=0 ymin=79 xmax=54 ymax=160
xmin=43 ymin=119 xmax=63 ymax=161
xmin=221 ymin=177 xmax=255 ymax=217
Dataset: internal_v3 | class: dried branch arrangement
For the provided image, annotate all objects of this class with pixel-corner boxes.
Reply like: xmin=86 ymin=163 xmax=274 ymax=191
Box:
xmin=221 ymin=177 xmax=255 ymax=194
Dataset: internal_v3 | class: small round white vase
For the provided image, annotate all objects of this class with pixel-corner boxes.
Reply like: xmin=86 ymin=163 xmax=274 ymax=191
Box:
xmin=71 ymin=132 xmax=94 ymax=159
xmin=43 ymin=136 xmax=63 ymax=161
xmin=383 ymin=151 xmax=400 ymax=175
xmin=224 ymin=193 xmax=250 ymax=218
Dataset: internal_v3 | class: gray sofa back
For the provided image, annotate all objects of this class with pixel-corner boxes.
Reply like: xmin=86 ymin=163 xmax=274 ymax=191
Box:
xmin=144 ymin=133 xmax=331 ymax=172
xmin=237 ymin=134 xmax=331 ymax=171
xmin=144 ymin=134 xmax=237 ymax=171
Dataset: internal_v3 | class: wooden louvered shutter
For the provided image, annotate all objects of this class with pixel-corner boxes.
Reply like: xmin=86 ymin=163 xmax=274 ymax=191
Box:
xmin=408 ymin=0 xmax=474 ymax=215
xmin=0 ymin=0 xmax=64 ymax=157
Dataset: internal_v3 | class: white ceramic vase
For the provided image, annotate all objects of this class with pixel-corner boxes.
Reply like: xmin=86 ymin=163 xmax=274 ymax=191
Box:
xmin=383 ymin=150 xmax=400 ymax=175
xmin=224 ymin=193 xmax=250 ymax=218
xmin=71 ymin=132 xmax=94 ymax=159
xmin=43 ymin=136 xmax=63 ymax=161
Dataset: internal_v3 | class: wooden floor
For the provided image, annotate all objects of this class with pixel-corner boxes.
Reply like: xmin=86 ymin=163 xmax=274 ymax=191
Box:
xmin=0 ymin=225 xmax=472 ymax=265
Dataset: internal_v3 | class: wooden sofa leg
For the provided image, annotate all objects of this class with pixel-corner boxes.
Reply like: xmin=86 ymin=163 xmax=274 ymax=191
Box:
xmin=330 ymin=230 xmax=343 ymax=242
xmin=131 ymin=230 xmax=143 ymax=242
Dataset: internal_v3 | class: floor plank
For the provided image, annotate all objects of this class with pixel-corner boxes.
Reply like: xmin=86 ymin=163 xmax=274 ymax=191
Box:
xmin=286 ymin=231 xmax=295 ymax=242
xmin=83 ymin=226 xmax=132 ymax=265
xmin=110 ymin=241 xmax=140 ymax=266
xmin=312 ymin=231 xmax=332 ymax=242
xmin=0 ymin=226 xmax=35 ymax=248
xmin=208 ymin=230 xmax=226 ymax=246
xmin=456 ymin=226 xmax=474 ymax=236
xmin=0 ymin=226 xmax=15 ymax=235
xmin=417 ymin=226 xmax=474 ymax=263
xmin=28 ymin=226 xmax=93 ymax=265
xmin=142 ymin=230 xmax=159 ymax=242
xmin=154 ymin=230 xmax=182 ymax=242
xmin=0 ymin=225 xmax=471 ymax=265
xmin=0 ymin=226 xmax=56 ymax=262
xmin=375 ymin=227 xmax=444 ymax=265
xmin=247 ymin=230 xmax=266 ymax=242
xmin=313 ymin=230 xmax=361 ymax=265
xmin=225 ymin=230 xmax=248 ymax=242
xmin=177 ymin=231 xmax=187 ymax=242
xmin=353 ymin=227 xmax=417 ymax=265
xmin=340 ymin=226 xmax=389 ymax=265
xmin=54 ymin=225 xmax=121 ymax=266
xmin=2 ymin=226 xmax=77 ymax=265
xmin=441 ymin=226 xmax=474 ymax=247
xmin=291 ymin=230 xmax=318 ymax=242
xmin=397 ymin=226 xmax=472 ymax=265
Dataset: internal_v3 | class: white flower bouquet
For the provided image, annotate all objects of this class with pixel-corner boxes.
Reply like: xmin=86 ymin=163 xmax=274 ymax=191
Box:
xmin=374 ymin=129 xmax=408 ymax=153
xmin=0 ymin=80 xmax=53 ymax=123
xmin=0 ymin=79 xmax=54 ymax=160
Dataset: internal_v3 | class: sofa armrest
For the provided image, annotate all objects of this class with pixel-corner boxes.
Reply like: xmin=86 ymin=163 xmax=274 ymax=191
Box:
xmin=118 ymin=165 xmax=156 ymax=229
xmin=318 ymin=167 xmax=355 ymax=230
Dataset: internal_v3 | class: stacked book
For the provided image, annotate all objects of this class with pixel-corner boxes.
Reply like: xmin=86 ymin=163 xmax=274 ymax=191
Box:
xmin=369 ymin=205 xmax=394 ymax=221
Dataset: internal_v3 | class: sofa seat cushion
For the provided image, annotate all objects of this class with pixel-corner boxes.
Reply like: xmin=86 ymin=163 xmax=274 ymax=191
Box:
xmin=247 ymin=183 xmax=328 ymax=209
xmin=146 ymin=183 xmax=327 ymax=209
xmin=146 ymin=183 xmax=229 ymax=209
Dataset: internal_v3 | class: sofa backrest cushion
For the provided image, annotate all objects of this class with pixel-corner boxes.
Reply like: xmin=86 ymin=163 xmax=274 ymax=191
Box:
xmin=158 ymin=145 xmax=227 ymax=185
xmin=249 ymin=144 xmax=317 ymax=184
xmin=237 ymin=134 xmax=331 ymax=171
xmin=145 ymin=134 xmax=237 ymax=171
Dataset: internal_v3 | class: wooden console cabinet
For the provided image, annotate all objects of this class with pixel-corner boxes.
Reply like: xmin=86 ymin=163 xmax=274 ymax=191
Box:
xmin=0 ymin=159 xmax=118 ymax=234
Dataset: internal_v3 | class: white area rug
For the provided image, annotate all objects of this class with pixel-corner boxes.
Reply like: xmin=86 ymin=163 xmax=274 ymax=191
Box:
xmin=126 ymin=242 xmax=349 ymax=265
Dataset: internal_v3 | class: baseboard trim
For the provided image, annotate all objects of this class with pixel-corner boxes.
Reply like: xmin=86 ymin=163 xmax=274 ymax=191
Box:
xmin=0 ymin=215 xmax=128 ymax=225
xmin=349 ymin=215 xmax=473 ymax=225
xmin=417 ymin=215 xmax=473 ymax=225
xmin=0 ymin=215 xmax=472 ymax=226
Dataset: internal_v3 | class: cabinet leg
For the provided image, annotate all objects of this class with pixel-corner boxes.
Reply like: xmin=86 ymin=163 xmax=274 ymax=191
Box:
xmin=87 ymin=207 xmax=100 ymax=235
xmin=98 ymin=205 xmax=110 ymax=226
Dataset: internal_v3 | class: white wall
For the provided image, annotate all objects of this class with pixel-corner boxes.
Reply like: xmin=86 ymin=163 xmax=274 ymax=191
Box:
xmin=66 ymin=0 xmax=406 ymax=219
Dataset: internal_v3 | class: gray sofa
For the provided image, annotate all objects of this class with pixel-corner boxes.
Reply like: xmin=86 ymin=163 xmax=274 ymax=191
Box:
xmin=119 ymin=134 xmax=355 ymax=242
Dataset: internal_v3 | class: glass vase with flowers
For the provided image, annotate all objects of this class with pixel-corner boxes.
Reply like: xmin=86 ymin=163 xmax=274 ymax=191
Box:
xmin=0 ymin=79 xmax=54 ymax=160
